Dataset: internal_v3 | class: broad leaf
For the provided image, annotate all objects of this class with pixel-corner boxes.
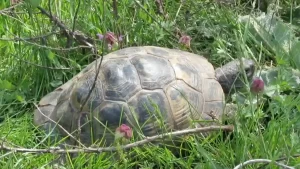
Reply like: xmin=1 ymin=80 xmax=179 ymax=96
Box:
xmin=239 ymin=12 xmax=300 ymax=70
xmin=0 ymin=80 xmax=15 ymax=90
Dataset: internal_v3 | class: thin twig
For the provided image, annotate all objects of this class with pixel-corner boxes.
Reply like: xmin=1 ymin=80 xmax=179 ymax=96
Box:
xmin=1 ymin=31 xmax=92 ymax=51
xmin=37 ymin=6 xmax=72 ymax=41
xmin=20 ymin=41 xmax=91 ymax=51
xmin=0 ymin=31 xmax=58 ymax=42
xmin=233 ymin=159 xmax=295 ymax=169
xmin=257 ymin=154 xmax=300 ymax=169
xmin=13 ymin=54 xmax=72 ymax=70
xmin=0 ymin=125 xmax=233 ymax=154
xmin=35 ymin=6 xmax=103 ymax=145
xmin=0 ymin=1 xmax=23 ymax=13
xmin=37 ymin=6 xmax=94 ymax=48
xmin=33 ymin=6 xmax=103 ymax=147
xmin=75 ymin=51 xmax=103 ymax=144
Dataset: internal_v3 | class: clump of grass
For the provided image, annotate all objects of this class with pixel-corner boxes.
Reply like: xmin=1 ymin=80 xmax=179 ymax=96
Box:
xmin=0 ymin=0 xmax=300 ymax=168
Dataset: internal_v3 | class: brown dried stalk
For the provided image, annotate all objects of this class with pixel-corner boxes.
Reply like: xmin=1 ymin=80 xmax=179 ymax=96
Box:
xmin=0 ymin=125 xmax=233 ymax=154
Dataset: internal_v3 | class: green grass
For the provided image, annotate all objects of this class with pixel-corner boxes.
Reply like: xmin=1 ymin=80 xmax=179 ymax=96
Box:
xmin=1 ymin=0 xmax=300 ymax=168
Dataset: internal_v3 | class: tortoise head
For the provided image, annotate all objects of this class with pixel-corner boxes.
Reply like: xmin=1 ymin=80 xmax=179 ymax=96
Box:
xmin=215 ymin=58 xmax=256 ymax=94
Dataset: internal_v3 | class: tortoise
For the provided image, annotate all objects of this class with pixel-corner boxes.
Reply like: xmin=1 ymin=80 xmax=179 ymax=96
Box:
xmin=33 ymin=46 xmax=255 ymax=147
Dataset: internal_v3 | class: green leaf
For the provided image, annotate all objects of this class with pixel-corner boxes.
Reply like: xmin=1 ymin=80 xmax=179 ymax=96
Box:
xmin=0 ymin=80 xmax=15 ymax=90
xmin=258 ymin=66 xmax=300 ymax=97
xmin=259 ymin=68 xmax=281 ymax=97
xmin=289 ymin=41 xmax=300 ymax=70
xmin=15 ymin=94 xmax=26 ymax=103
xmin=238 ymin=12 xmax=300 ymax=69
xmin=47 ymin=50 xmax=56 ymax=62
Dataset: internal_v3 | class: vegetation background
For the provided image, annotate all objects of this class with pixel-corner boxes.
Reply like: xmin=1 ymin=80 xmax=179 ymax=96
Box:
xmin=0 ymin=0 xmax=300 ymax=168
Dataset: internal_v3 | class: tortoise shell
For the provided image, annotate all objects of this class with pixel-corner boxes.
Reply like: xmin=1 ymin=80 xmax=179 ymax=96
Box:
xmin=34 ymin=46 xmax=226 ymax=146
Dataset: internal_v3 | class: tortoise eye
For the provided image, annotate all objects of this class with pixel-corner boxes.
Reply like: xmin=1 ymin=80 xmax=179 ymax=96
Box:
xmin=245 ymin=68 xmax=250 ymax=74
xmin=245 ymin=66 xmax=254 ymax=77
